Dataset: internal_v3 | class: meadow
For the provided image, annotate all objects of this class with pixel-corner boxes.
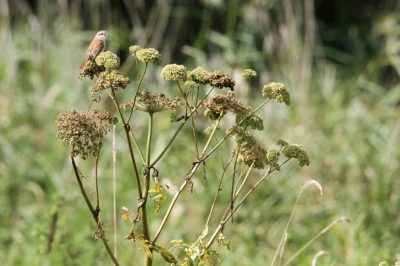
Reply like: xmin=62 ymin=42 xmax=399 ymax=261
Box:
xmin=1 ymin=0 xmax=400 ymax=265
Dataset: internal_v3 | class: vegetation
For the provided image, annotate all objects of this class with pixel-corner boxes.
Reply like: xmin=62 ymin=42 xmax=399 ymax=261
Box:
xmin=1 ymin=0 xmax=400 ymax=265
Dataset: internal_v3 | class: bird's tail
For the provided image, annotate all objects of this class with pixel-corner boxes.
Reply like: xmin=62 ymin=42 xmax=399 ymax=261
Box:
xmin=79 ymin=58 xmax=89 ymax=69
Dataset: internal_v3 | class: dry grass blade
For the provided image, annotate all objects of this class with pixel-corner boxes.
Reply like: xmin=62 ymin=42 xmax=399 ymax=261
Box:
xmin=283 ymin=217 xmax=350 ymax=266
xmin=311 ymin=251 xmax=330 ymax=266
xmin=271 ymin=180 xmax=324 ymax=266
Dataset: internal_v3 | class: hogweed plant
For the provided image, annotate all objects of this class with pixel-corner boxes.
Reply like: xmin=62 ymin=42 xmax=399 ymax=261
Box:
xmin=55 ymin=45 xmax=340 ymax=265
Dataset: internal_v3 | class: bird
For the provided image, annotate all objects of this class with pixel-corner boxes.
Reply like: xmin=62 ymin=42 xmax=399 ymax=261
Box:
xmin=79 ymin=30 xmax=109 ymax=69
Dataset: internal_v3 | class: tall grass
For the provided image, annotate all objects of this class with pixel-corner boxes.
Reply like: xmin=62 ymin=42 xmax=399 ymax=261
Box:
xmin=1 ymin=0 xmax=400 ymax=265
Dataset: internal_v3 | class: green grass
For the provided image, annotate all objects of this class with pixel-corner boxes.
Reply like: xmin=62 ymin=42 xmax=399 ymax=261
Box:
xmin=1 ymin=1 xmax=400 ymax=265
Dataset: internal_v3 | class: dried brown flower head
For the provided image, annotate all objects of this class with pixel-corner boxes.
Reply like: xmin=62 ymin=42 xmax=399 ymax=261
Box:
xmin=203 ymin=91 xmax=250 ymax=120
xmin=236 ymin=145 xmax=268 ymax=169
xmin=202 ymin=70 xmax=235 ymax=90
xmin=121 ymin=90 xmax=183 ymax=114
xmin=79 ymin=61 xmax=106 ymax=80
xmin=91 ymin=70 xmax=130 ymax=92
xmin=56 ymin=110 xmax=118 ymax=159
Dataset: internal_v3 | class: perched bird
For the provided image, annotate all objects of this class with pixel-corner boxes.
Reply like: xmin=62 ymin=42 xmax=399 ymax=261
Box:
xmin=79 ymin=30 xmax=109 ymax=69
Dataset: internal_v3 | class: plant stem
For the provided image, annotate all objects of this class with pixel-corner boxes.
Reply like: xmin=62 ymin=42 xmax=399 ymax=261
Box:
xmin=205 ymin=160 xmax=289 ymax=249
xmin=152 ymin=115 xmax=223 ymax=244
xmin=205 ymin=154 xmax=235 ymax=227
xmin=95 ymin=154 xmax=100 ymax=208
xmin=151 ymin=161 xmax=202 ymax=244
xmin=110 ymin=89 xmax=143 ymax=198
xmin=71 ymin=156 xmax=120 ymax=266
xmin=202 ymin=98 xmax=270 ymax=161
xmin=141 ymin=113 xmax=154 ymax=239
xmin=150 ymin=86 xmax=214 ymax=167
xmin=141 ymin=113 xmax=154 ymax=266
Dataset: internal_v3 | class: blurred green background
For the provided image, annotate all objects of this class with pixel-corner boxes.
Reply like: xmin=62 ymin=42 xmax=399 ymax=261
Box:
xmin=1 ymin=0 xmax=400 ymax=265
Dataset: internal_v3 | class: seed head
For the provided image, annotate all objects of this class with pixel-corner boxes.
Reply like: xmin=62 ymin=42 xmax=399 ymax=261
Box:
xmin=203 ymin=91 xmax=250 ymax=120
xmin=91 ymin=70 xmax=130 ymax=92
xmin=202 ymin=70 xmax=235 ymax=90
xmin=56 ymin=110 xmax=117 ymax=159
xmin=79 ymin=61 xmax=105 ymax=80
xmin=121 ymin=90 xmax=183 ymax=114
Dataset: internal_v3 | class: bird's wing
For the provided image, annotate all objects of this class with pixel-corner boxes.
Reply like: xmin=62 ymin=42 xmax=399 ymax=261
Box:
xmin=86 ymin=38 xmax=105 ymax=60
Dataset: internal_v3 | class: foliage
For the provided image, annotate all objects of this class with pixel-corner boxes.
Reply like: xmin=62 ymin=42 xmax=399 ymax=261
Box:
xmin=54 ymin=44 xmax=314 ymax=265
xmin=1 ymin=0 xmax=400 ymax=265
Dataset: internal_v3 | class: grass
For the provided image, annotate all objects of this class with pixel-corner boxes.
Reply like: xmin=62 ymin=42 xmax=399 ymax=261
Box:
xmin=1 ymin=0 xmax=400 ymax=265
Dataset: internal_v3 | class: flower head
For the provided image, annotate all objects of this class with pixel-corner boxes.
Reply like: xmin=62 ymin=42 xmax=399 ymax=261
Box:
xmin=282 ymin=144 xmax=310 ymax=167
xmin=56 ymin=110 xmax=117 ymax=159
xmin=266 ymin=149 xmax=280 ymax=164
xmin=136 ymin=48 xmax=162 ymax=65
xmin=202 ymin=70 xmax=235 ymax=90
xmin=161 ymin=64 xmax=187 ymax=81
xmin=235 ymin=113 xmax=264 ymax=131
xmin=121 ymin=90 xmax=183 ymax=114
xmin=187 ymin=67 xmax=208 ymax=84
xmin=91 ymin=70 xmax=130 ymax=92
xmin=277 ymin=139 xmax=289 ymax=147
xmin=242 ymin=69 xmax=257 ymax=80
xmin=183 ymin=80 xmax=198 ymax=90
xmin=129 ymin=45 xmax=142 ymax=55
xmin=227 ymin=126 xmax=257 ymax=147
xmin=203 ymin=91 xmax=250 ymax=120
xmin=262 ymin=82 xmax=291 ymax=105
xmin=95 ymin=51 xmax=120 ymax=68
xmin=236 ymin=145 xmax=268 ymax=169
xmin=79 ymin=60 xmax=105 ymax=80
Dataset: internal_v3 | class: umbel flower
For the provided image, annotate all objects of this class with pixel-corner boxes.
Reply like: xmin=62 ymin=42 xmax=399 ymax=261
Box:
xmin=242 ymin=69 xmax=257 ymax=80
xmin=187 ymin=67 xmax=208 ymax=84
xmin=183 ymin=67 xmax=209 ymax=89
xmin=262 ymin=82 xmax=291 ymax=105
xmin=129 ymin=45 xmax=142 ymax=55
xmin=282 ymin=144 xmax=310 ymax=167
xmin=79 ymin=60 xmax=106 ymax=80
xmin=121 ymin=90 xmax=183 ymax=114
xmin=161 ymin=64 xmax=187 ymax=81
xmin=135 ymin=48 xmax=162 ymax=65
xmin=235 ymin=113 xmax=264 ymax=131
xmin=202 ymin=70 xmax=235 ymax=90
xmin=56 ymin=110 xmax=118 ymax=159
xmin=95 ymin=51 xmax=120 ymax=69
xmin=227 ymin=126 xmax=257 ymax=147
xmin=236 ymin=145 xmax=268 ymax=169
xmin=91 ymin=70 xmax=130 ymax=92
xmin=203 ymin=91 xmax=250 ymax=120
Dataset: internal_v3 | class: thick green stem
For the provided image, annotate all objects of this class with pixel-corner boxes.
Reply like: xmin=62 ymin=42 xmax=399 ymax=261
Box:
xmin=141 ymin=113 xmax=154 ymax=266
